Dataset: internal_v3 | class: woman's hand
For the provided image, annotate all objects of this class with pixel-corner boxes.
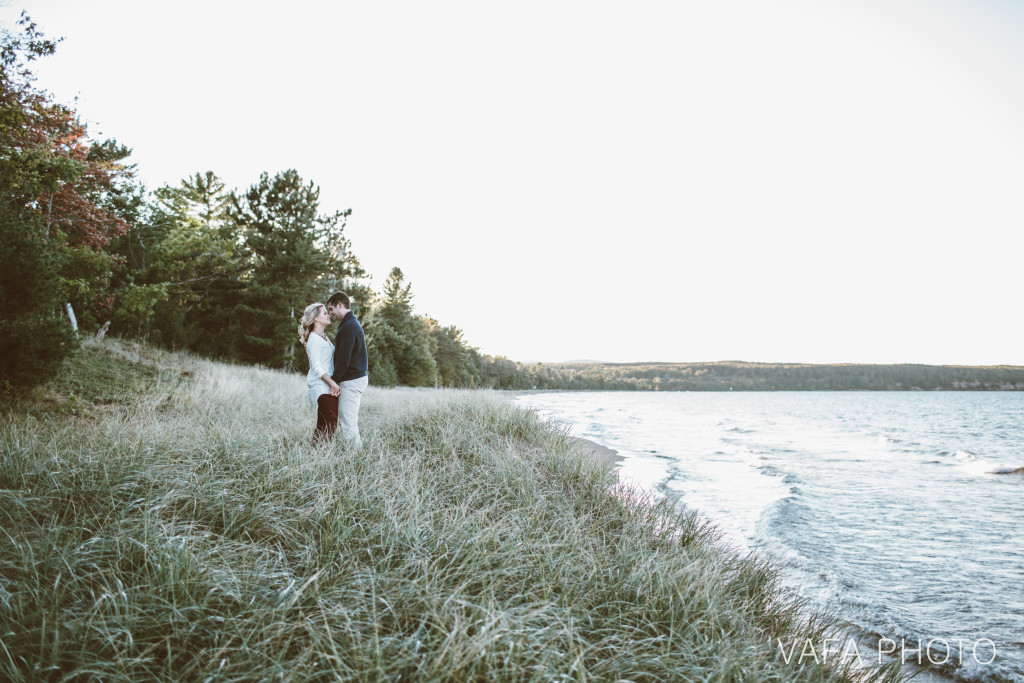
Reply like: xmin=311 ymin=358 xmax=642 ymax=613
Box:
xmin=322 ymin=373 xmax=342 ymax=397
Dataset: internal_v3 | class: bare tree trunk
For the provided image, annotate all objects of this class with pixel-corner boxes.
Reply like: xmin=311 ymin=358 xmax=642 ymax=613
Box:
xmin=95 ymin=321 xmax=111 ymax=341
xmin=284 ymin=307 xmax=295 ymax=371
xmin=136 ymin=229 xmax=146 ymax=270
xmin=45 ymin=192 xmax=54 ymax=238
xmin=64 ymin=302 xmax=78 ymax=334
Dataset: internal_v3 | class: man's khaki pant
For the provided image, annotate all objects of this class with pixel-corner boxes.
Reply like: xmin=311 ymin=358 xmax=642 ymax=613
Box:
xmin=339 ymin=376 xmax=369 ymax=446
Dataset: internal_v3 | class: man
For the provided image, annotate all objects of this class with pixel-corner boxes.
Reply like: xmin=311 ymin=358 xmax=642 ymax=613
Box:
xmin=327 ymin=291 xmax=369 ymax=446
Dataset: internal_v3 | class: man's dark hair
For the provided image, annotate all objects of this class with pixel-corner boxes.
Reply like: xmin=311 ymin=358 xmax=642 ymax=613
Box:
xmin=327 ymin=291 xmax=351 ymax=309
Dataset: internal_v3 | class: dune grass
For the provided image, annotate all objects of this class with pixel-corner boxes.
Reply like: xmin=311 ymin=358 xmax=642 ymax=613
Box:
xmin=0 ymin=339 xmax=905 ymax=681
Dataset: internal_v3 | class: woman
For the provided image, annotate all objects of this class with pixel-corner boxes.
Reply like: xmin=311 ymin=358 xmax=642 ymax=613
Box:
xmin=298 ymin=302 xmax=341 ymax=444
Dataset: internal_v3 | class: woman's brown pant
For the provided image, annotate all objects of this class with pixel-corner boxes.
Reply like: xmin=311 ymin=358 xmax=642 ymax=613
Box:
xmin=314 ymin=393 xmax=339 ymax=445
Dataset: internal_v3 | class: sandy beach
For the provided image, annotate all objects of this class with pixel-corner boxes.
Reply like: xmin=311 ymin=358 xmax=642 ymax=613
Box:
xmin=572 ymin=436 xmax=624 ymax=467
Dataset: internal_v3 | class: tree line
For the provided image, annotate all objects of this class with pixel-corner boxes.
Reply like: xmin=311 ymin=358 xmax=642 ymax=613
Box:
xmin=0 ymin=15 xmax=519 ymax=392
xmin=507 ymin=361 xmax=1024 ymax=392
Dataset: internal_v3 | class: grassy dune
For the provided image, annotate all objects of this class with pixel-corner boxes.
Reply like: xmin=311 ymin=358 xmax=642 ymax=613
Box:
xmin=0 ymin=339 xmax=903 ymax=681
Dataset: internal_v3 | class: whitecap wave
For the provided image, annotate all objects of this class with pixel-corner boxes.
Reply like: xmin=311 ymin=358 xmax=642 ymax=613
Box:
xmin=954 ymin=450 xmax=1024 ymax=475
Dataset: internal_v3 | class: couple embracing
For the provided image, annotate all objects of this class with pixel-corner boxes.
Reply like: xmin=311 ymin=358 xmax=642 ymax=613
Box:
xmin=298 ymin=292 xmax=369 ymax=446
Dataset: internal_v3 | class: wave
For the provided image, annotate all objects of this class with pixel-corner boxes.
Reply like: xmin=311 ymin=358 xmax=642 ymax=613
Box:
xmin=757 ymin=464 xmax=803 ymax=487
xmin=987 ymin=466 xmax=1024 ymax=475
xmin=755 ymin=499 xmax=1016 ymax=683
xmin=953 ymin=450 xmax=1024 ymax=476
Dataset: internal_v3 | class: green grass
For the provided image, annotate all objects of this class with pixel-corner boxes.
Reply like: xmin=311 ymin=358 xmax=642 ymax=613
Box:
xmin=1 ymin=337 xmax=192 ymax=417
xmin=0 ymin=339 xmax=906 ymax=681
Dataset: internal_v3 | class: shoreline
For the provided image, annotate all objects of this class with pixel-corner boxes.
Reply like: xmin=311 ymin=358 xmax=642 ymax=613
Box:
xmin=506 ymin=391 xmax=623 ymax=468
xmin=572 ymin=436 xmax=624 ymax=467
xmin=568 ymin=434 xmax=957 ymax=683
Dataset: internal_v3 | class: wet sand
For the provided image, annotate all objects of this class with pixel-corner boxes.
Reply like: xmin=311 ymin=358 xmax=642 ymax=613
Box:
xmin=572 ymin=436 xmax=624 ymax=467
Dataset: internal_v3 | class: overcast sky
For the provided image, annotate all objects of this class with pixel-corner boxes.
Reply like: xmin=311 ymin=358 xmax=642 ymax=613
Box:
xmin=3 ymin=0 xmax=1023 ymax=364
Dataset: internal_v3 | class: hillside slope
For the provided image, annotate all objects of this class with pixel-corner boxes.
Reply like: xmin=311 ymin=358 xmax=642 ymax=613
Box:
xmin=0 ymin=339 xmax=903 ymax=681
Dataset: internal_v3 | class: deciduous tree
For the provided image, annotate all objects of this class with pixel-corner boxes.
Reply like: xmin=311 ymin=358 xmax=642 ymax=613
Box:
xmin=1 ymin=14 xmax=77 ymax=387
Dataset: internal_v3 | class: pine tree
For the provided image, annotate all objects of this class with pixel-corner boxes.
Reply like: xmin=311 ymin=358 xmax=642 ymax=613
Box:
xmin=114 ymin=171 xmax=245 ymax=351
xmin=230 ymin=170 xmax=354 ymax=369
xmin=364 ymin=267 xmax=438 ymax=386
xmin=426 ymin=318 xmax=482 ymax=387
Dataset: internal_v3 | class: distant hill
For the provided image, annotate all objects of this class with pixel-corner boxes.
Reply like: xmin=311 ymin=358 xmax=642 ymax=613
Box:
xmin=516 ymin=360 xmax=1024 ymax=391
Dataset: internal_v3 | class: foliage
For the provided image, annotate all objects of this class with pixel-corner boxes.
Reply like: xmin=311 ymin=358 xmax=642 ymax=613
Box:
xmin=11 ymin=83 xmax=135 ymax=329
xmin=426 ymin=317 xmax=483 ymax=387
xmin=363 ymin=267 xmax=437 ymax=387
xmin=231 ymin=169 xmax=355 ymax=369
xmin=0 ymin=14 xmax=74 ymax=388
xmin=112 ymin=171 xmax=246 ymax=352
xmin=480 ymin=359 xmax=1024 ymax=391
xmin=0 ymin=314 xmax=76 ymax=390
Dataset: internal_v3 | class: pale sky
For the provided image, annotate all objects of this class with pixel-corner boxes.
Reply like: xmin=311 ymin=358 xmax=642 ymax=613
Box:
xmin=3 ymin=0 xmax=1023 ymax=365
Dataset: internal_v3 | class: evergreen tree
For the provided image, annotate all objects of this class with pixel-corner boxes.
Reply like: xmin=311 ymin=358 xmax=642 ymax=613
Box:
xmin=179 ymin=171 xmax=233 ymax=228
xmin=113 ymin=171 xmax=245 ymax=352
xmin=230 ymin=170 xmax=354 ymax=369
xmin=363 ymin=316 xmax=400 ymax=387
xmin=364 ymin=267 xmax=438 ymax=386
xmin=426 ymin=318 xmax=481 ymax=387
xmin=310 ymin=201 xmax=369 ymax=319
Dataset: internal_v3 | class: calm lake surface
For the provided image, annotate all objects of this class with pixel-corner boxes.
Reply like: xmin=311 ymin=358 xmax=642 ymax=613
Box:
xmin=512 ymin=392 xmax=1024 ymax=682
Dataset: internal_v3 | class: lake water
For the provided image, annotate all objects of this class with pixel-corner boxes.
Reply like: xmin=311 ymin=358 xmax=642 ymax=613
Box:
xmin=512 ymin=391 xmax=1024 ymax=682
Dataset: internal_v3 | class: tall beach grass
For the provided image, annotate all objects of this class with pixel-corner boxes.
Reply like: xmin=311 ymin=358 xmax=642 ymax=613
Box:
xmin=0 ymin=339 xmax=905 ymax=681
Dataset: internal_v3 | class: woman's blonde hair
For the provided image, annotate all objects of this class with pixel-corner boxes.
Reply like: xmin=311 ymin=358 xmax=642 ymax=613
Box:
xmin=298 ymin=302 xmax=327 ymax=346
